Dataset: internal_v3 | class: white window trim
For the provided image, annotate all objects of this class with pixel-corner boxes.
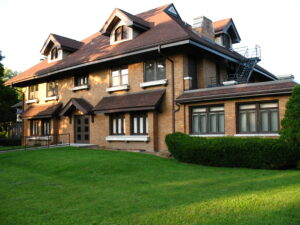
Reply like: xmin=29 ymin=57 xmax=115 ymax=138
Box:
xmin=140 ymin=79 xmax=168 ymax=88
xmin=72 ymin=85 xmax=89 ymax=91
xmin=184 ymin=76 xmax=192 ymax=80
xmin=106 ymin=135 xmax=150 ymax=142
xmin=45 ymin=96 xmax=58 ymax=101
xmin=26 ymin=99 xmax=39 ymax=104
xmin=234 ymin=133 xmax=280 ymax=137
xmin=106 ymin=84 xmax=129 ymax=93
xmin=190 ymin=134 xmax=227 ymax=137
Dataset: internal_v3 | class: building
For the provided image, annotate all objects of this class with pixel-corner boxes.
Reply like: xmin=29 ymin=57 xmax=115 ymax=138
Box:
xmin=5 ymin=3 xmax=297 ymax=152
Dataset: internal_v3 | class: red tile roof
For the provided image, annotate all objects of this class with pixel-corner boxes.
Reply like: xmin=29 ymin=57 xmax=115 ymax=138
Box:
xmin=21 ymin=103 xmax=62 ymax=119
xmin=93 ymin=89 xmax=165 ymax=113
xmin=176 ymin=80 xmax=297 ymax=103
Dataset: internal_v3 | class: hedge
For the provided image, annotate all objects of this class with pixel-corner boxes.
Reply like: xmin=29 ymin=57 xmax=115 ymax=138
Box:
xmin=165 ymin=133 xmax=300 ymax=169
xmin=0 ymin=138 xmax=22 ymax=146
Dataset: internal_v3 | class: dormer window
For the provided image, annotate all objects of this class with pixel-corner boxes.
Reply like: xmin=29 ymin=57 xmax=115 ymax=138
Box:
xmin=115 ymin=26 xmax=128 ymax=42
xmin=50 ymin=47 xmax=58 ymax=60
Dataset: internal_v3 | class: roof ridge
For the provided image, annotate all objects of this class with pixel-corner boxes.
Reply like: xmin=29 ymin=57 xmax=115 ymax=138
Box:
xmin=51 ymin=33 xmax=82 ymax=43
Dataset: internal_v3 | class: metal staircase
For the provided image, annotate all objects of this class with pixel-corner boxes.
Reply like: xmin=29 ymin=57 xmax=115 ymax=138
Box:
xmin=228 ymin=45 xmax=261 ymax=84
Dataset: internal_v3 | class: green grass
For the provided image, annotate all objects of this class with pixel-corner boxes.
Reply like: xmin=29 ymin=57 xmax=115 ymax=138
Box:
xmin=0 ymin=147 xmax=299 ymax=225
xmin=0 ymin=145 xmax=23 ymax=151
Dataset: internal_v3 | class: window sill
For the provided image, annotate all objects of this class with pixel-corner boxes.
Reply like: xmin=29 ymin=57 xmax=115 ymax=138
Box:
xmin=190 ymin=134 xmax=226 ymax=137
xmin=106 ymin=85 xmax=129 ymax=93
xmin=234 ymin=133 xmax=280 ymax=137
xmin=140 ymin=79 xmax=168 ymax=88
xmin=26 ymin=99 xmax=39 ymax=104
xmin=45 ymin=96 xmax=58 ymax=101
xmin=72 ymin=85 xmax=89 ymax=91
xmin=28 ymin=136 xmax=52 ymax=141
xmin=106 ymin=135 xmax=150 ymax=142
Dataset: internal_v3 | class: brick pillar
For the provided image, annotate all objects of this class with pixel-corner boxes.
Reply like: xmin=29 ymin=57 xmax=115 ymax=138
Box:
xmin=124 ymin=113 xmax=131 ymax=135
xmin=225 ymin=101 xmax=236 ymax=135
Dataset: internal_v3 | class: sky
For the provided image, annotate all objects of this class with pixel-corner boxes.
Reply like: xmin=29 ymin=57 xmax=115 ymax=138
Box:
xmin=0 ymin=0 xmax=299 ymax=82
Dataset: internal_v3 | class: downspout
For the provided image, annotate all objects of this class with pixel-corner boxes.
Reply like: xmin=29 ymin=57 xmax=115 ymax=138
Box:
xmin=158 ymin=45 xmax=176 ymax=133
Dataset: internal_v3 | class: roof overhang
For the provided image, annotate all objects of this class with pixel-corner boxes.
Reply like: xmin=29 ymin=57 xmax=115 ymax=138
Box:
xmin=21 ymin=103 xmax=62 ymax=119
xmin=59 ymin=98 xmax=94 ymax=116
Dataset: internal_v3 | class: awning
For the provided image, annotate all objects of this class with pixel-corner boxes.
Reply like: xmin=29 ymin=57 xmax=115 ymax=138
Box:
xmin=21 ymin=103 xmax=62 ymax=119
xmin=59 ymin=98 xmax=93 ymax=116
xmin=93 ymin=89 xmax=165 ymax=113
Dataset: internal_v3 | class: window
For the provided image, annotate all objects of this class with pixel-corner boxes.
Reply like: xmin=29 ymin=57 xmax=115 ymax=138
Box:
xmin=114 ymin=26 xmax=128 ymax=42
xmin=110 ymin=114 xmax=125 ymax=135
xmin=144 ymin=59 xmax=166 ymax=82
xmin=75 ymin=75 xmax=88 ymax=87
xmin=42 ymin=119 xmax=51 ymax=136
xmin=29 ymin=84 xmax=39 ymax=100
xmin=50 ymin=47 xmax=58 ymax=60
xmin=191 ymin=106 xmax=225 ymax=134
xmin=131 ymin=112 xmax=148 ymax=135
xmin=47 ymin=81 xmax=58 ymax=97
xmin=238 ymin=102 xmax=279 ymax=133
xmin=111 ymin=67 xmax=128 ymax=87
xmin=30 ymin=120 xmax=39 ymax=136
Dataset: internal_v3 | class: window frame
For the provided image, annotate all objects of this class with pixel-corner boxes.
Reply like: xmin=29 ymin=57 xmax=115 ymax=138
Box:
xmin=46 ymin=81 xmax=58 ymax=97
xmin=190 ymin=105 xmax=225 ymax=135
xmin=237 ymin=101 xmax=279 ymax=134
xmin=109 ymin=113 xmax=125 ymax=135
xmin=28 ymin=84 xmax=39 ymax=100
xmin=30 ymin=120 xmax=39 ymax=136
xmin=41 ymin=119 xmax=51 ymax=136
xmin=130 ymin=112 xmax=148 ymax=135
xmin=50 ymin=47 xmax=58 ymax=60
xmin=74 ymin=75 xmax=89 ymax=87
xmin=143 ymin=58 xmax=166 ymax=82
xmin=110 ymin=67 xmax=128 ymax=87
xmin=114 ymin=26 xmax=128 ymax=42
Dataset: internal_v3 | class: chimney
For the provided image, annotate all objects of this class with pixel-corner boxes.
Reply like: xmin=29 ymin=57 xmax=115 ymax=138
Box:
xmin=193 ymin=16 xmax=215 ymax=41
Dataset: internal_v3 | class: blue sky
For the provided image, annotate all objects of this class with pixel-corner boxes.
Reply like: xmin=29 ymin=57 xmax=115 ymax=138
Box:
xmin=0 ymin=0 xmax=299 ymax=82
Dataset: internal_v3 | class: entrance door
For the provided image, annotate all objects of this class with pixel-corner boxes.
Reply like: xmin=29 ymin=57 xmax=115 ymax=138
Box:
xmin=75 ymin=115 xmax=89 ymax=143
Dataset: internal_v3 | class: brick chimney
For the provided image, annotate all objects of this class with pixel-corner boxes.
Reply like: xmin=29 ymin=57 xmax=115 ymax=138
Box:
xmin=193 ymin=16 xmax=215 ymax=41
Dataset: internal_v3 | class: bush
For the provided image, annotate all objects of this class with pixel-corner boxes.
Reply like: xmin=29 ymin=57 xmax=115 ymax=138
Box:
xmin=280 ymin=85 xmax=300 ymax=147
xmin=0 ymin=138 xmax=21 ymax=146
xmin=166 ymin=133 xmax=300 ymax=169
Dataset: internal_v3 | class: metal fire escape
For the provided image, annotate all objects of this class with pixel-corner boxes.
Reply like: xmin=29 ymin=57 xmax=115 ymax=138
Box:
xmin=228 ymin=45 xmax=261 ymax=83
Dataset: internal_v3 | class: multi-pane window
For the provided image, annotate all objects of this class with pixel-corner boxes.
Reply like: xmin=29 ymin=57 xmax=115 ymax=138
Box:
xmin=131 ymin=112 xmax=148 ymax=135
xmin=50 ymin=47 xmax=58 ymax=60
xmin=110 ymin=114 xmax=125 ymax=135
xmin=115 ymin=26 xmax=128 ymax=42
xmin=111 ymin=67 xmax=128 ymax=87
xmin=144 ymin=59 xmax=166 ymax=82
xmin=29 ymin=84 xmax=39 ymax=100
xmin=238 ymin=102 xmax=279 ymax=133
xmin=47 ymin=81 xmax=58 ymax=97
xmin=42 ymin=119 xmax=51 ymax=136
xmin=191 ymin=106 xmax=225 ymax=134
xmin=75 ymin=75 xmax=88 ymax=87
xmin=30 ymin=120 xmax=39 ymax=136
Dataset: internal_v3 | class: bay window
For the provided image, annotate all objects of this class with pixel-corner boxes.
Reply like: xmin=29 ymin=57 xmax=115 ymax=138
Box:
xmin=191 ymin=106 xmax=225 ymax=134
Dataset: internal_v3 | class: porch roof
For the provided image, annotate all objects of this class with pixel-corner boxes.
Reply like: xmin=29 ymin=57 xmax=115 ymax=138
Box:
xmin=59 ymin=98 xmax=94 ymax=116
xmin=21 ymin=103 xmax=62 ymax=119
xmin=93 ymin=89 xmax=165 ymax=113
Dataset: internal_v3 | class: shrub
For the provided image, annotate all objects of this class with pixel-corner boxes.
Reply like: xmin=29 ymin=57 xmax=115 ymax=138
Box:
xmin=280 ymin=85 xmax=300 ymax=147
xmin=0 ymin=138 xmax=21 ymax=146
xmin=166 ymin=133 xmax=300 ymax=169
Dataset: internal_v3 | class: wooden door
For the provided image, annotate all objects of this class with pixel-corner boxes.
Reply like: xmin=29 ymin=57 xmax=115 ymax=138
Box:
xmin=75 ymin=116 xmax=89 ymax=143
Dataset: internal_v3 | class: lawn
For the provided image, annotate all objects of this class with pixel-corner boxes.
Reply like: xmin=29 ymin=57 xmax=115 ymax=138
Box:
xmin=0 ymin=148 xmax=299 ymax=225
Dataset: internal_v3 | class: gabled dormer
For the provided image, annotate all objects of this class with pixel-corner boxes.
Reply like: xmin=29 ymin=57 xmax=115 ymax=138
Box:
xmin=213 ymin=18 xmax=241 ymax=49
xmin=40 ymin=33 xmax=83 ymax=63
xmin=100 ymin=8 xmax=151 ymax=45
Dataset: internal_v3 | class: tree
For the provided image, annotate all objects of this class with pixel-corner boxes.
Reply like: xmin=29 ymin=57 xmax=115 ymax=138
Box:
xmin=280 ymin=85 xmax=300 ymax=147
xmin=3 ymin=67 xmax=20 ymax=81
xmin=0 ymin=51 xmax=19 ymax=133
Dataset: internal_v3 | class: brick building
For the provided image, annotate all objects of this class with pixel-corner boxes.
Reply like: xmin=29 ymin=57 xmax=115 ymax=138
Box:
xmin=5 ymin=3 xmax=297 ymax=152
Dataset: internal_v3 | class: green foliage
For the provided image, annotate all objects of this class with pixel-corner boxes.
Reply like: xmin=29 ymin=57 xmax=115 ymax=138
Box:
xmin=2 ymin=67 xmax=19 ymax=81
xmin=166 ymin=133 xmax=300 ymax=169
xmin=0 ymin=138 xmax=21 ymax=146
xmin=280 ymin=85 xmax=300 ymax=147
xmin=0 ymin=51 xmax=19 ymax=130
